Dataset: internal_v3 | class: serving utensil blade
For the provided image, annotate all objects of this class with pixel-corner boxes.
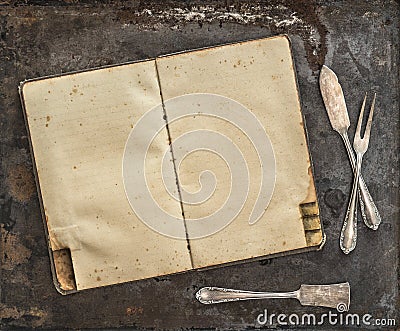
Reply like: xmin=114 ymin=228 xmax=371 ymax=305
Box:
xmin=319 ymin=65 xmax=350 ymax=133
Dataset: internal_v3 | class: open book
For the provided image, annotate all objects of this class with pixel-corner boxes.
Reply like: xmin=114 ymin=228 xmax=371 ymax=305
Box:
xmin=20 ymin=35 xmax=324 ymax=293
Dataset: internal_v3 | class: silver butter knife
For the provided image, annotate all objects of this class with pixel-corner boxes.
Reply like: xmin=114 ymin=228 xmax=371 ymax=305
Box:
xmin=196 ymin=282 xmax=350 ymax=311
xmin=319 ymin=65 xmax=381 ymax=230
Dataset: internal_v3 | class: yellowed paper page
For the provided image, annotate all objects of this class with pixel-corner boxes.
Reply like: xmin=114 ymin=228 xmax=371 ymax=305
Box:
xmin=156 ymin=36 xmax=313 ymax=268
xmin=21 ymin=61 xmax=192 ymax=290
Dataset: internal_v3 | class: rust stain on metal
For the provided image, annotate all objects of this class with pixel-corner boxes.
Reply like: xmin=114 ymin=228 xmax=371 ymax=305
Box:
xmin=6 ymin=164 xmax=36 ymax=203
xmin=18 ymin=16 xmax=39 ymax=26
xmin=1 ymin=228 xmax=32 ymax=270
xmin=0 ymin=305 xmax=21 ymax=319
xmin=112 ymin=2 xmax=327 ymax=70
xmin=0 ymin=304 xmax=48 ymax=327
xmin=126 ymin=306 xmax=144 ymax=316
xmin=287 ymin=1 xmax=328 ymax=70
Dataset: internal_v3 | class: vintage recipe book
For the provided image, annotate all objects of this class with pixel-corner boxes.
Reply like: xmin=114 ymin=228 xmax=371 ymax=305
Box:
xmin=20 ymin=35 xmax=324 ymax=293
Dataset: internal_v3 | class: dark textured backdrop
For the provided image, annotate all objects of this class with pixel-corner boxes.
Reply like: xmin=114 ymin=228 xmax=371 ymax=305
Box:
xmin=0 ymin=1 xmax=398 ymax=330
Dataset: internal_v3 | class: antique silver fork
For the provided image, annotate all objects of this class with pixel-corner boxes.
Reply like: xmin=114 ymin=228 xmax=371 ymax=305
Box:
xmin=340 ymin=93 xmax=376 ymax=254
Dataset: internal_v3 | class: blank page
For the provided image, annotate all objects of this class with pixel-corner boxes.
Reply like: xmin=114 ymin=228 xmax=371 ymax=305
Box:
xmin=156 ymin=36 xmax=314 ymax=268
xmin=21 ymin=61 xmax=192 ymax=290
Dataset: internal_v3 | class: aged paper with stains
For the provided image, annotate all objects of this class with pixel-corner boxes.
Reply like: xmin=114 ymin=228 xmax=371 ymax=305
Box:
xmin=156 ymin=36 xmax=318 ymax=268
xmin=21 ymin=61 xmax=192 ymax=291
xmin=21 ymin=36 xmax=322 ymax=292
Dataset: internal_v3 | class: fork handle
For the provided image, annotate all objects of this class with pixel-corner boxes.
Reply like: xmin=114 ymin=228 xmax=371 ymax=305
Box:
xmin=358 ymin=177 xmax=381 ymax=230
xmin=341 ymin=132 xmax=381 ymax=229
xmin=340 ymin=153 xmax=362 ymax=254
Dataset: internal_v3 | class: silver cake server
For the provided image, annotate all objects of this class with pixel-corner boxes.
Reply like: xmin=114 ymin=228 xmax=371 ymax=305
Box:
xmin=319 ymin=65 xmax=381 ymax=230
xmin=196 ymin=282 xmax=350 ymax=311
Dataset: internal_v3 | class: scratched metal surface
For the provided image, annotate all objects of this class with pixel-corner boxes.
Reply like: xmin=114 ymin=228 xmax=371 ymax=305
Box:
xmin=0 ymin=1 xmax=398 ymax=330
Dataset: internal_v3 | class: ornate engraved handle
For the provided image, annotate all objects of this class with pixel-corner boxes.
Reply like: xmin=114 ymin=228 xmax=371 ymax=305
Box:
xmin=341 ymin=132 xmax=381 ymax=229
xmin=195 ymin=287 xmax=297 ymax=304
xmin=340 ymin=153 xmax=362 ymax=254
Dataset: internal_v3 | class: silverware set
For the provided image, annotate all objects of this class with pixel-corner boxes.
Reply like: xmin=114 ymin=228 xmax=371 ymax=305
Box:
xmin=320 ymin=65 xmax=380 ymax=254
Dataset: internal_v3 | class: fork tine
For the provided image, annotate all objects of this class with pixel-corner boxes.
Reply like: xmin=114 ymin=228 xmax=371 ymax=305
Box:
xmin=363 ymin=93 xmax=376 ymax=141
xmin=356 ymin=92 xmax=368 ymax=140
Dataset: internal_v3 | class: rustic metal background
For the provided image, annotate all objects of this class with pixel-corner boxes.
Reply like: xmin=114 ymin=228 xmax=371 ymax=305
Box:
xmin=0 ymin=1 xmax=398 ymax=329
